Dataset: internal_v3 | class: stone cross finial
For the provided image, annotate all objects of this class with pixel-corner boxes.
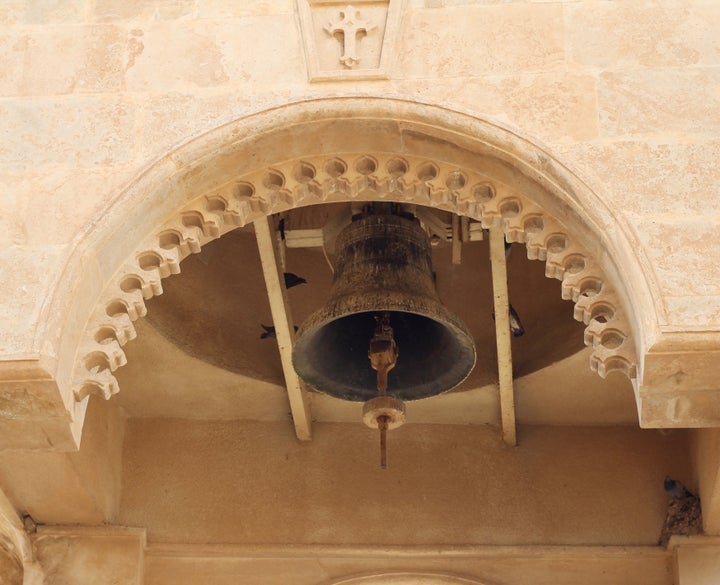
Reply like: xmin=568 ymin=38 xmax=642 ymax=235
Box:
xmin=324 ymin=5 xmax=375 ymax=68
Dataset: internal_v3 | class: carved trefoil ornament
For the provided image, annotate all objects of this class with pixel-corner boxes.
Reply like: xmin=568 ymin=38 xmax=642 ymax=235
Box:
xmin=298 ymin=0 xmax=403 ymax=81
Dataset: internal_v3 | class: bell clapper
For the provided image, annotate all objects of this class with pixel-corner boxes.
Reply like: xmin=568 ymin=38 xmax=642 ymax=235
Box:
xmin=368 ymin=313 xmax=398 ymax=397
xmin=364 ymin=313 xmax=406 ymax=469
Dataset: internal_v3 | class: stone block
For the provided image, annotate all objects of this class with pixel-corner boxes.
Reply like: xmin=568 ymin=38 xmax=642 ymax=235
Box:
xmin=0 ymin=98 xmax=136 ymax=170
xmin=672 ymin=537 xmax=720 ymax=585
xmin=122 ymin=22 xmax=228 ymax=91
xmin=567 ymin=1 xmax=720 ymax=69
xmin=0 ymin=245 xmax=66 ymax=356
xmin=0 ymin=26 xmax=126 ymax=97
xmin=397 ymin=4 xmax=564 ymax=77
xmin=33 ymin=527 xmax=144 ymax=585
xmin=639 ymin=334 xmax=720 ymax=427
xmin=397 ymin=72 xmax=599 ymax=142
xmin=197 ymin=0 xmax=295 ymax=18
xmin=124 ymin=16 xmax=304 ymax=92
xmin=0 ymin=0 xmax=86 ymax=25
xmin=0 ymin=398 xmax=125 ymax=522
xmin=663 ymin=297 xmax=720 ymax=330
xmin=93 ymin=0 xmax=195 ymax=22
xmin=625 ymin=215 xmax=720 ymax=301
xmin=0 ymin=167 xmax=137 ymax=246
xmin=598 ymin=69 xmax=720 ymax=138
xmin=557 ymin=141 xmax=720 ymax=217
xmin=136 ymin=92 xmax=280 ymax=159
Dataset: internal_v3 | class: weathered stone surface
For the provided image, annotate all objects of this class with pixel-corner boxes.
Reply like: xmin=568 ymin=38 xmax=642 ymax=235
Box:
xmin=0 ymin=26 xmax=126 ymax=97
xmin=93 ymin=0 xmax=196 ymax=22
xmin=626 ymin=216 xmax=720 ymax=302
xmin=397 ymin=73 xmax=599 ymax=142
xmin=0 ymin=98 xmax=136 ymax=170
xmin=557 ymin=140 xmax=720 ymax=217
xmin=197 ymin=0 xmax=295 ymax=19
xmin=0 ymin=168 xmax=136 ymax=246
xmin=124 ymin=15 xmax=304 ymax=92
xmin=0 ymin=245 xmax=66 ymax=356
xmin=33 ymin=527 xmax=144 ymax=585
xmin=566 ymin=1 xmax=720 ymax=69
xmin=0 ymin=0 xmax=86 ymax=25
xmin=598 ymin=69 xmax=720 ymax=138
xmin=398 ymin=4 xmax=564 ymax=76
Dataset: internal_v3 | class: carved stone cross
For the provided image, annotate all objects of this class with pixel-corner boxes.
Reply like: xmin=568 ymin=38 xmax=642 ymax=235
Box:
xmin=324 ymin=5 xmax=375 ymax=69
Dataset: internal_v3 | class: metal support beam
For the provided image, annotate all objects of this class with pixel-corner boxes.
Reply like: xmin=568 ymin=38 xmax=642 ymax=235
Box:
xmin=489 ymin=227 xmax=517 ymax=446
xmin=254 ymin=217 xmax=312 ymax=441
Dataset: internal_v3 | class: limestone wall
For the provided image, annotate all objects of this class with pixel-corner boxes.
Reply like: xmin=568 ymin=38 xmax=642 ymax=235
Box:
xmin=2 ymin=2 xmax=720 ymax=582
xmin=1 ymin=0 xmax=719 ymax=356
xmin=118 ymin=420 xmax=687 ymax=546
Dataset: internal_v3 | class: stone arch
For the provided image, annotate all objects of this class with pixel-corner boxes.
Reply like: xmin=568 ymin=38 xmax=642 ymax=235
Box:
xmin=49 ymin=97 xmax=659 ymax=436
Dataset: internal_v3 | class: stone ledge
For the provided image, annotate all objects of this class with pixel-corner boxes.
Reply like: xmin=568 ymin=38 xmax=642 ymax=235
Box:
xmin=0 ymin=357 xmax=80 ymax=451
xmin=638 ymin=331 xmax=720 ymax=427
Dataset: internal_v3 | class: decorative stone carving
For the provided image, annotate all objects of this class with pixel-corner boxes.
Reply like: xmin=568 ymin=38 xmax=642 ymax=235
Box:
xmin=70 ymin=152 xmax=638 ymax=405
xmin=298 ymin=0 xmax=403 ymax=80
xmin=325 ymin=6 xmax=375 ymax=69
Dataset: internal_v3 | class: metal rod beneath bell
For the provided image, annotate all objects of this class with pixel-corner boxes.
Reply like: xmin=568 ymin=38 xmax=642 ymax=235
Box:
xmin=378 ymin=415 xmax=389 ymax=469
xmin=369 ymin=313 xmax=399 ymax=469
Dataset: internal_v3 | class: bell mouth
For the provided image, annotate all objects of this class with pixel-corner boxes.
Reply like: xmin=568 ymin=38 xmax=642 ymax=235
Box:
xmin=292 ymin=303 xmax=476 ymax=402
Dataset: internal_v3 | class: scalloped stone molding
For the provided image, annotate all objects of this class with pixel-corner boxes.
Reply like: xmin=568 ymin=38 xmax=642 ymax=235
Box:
xmin=71 ymin=150 xmax=637 ymax=406
xmin=16 ymin=96 xmax=665 ymax=450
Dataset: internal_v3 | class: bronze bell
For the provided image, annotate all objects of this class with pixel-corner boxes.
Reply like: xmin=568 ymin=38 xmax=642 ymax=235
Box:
xmin=292 ymin=208 xmax=476 ymax=402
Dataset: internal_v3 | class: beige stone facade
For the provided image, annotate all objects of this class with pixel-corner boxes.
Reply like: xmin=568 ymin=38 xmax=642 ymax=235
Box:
xmin=2 ymin=1 xmax=720 ymax=583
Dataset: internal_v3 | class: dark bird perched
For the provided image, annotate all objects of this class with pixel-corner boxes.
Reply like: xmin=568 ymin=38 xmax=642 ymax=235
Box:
xmin=509 ymin=304 xmax=525 ymax=337
xmin=492 ymin=304 xmax=525 ymax=337
xmin=284 ymin=272 xmax=307 ymax=289
xmin=658 ymin=476 xmax=702 ymax=546
xmin=664 ymin=476 xmax=695 ymax=499
xmin=260 ymin=324 xmax=299 ymax=339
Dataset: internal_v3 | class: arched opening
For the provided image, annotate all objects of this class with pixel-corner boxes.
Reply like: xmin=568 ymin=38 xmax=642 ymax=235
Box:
xmin=45 ymin=97 xmax=657 ymax=443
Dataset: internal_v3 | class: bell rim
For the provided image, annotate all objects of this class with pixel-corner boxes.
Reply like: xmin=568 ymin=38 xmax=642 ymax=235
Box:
xmin=292 ymin=295 xmax=477 ymax=402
